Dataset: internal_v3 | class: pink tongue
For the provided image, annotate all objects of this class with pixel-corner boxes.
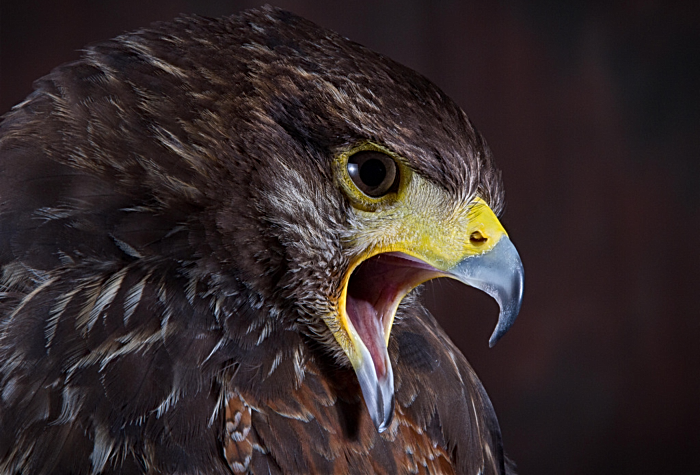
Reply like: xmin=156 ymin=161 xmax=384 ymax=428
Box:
xmin=345 ymin=295 xmax=388 ymax=378
xmin=345 ymin=253 xmax=443 ymax=379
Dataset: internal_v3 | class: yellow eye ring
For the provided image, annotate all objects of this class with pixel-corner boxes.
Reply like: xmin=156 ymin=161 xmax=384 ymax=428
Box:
xmin=334 ymin=142 xmax=412 ymax=212
xmin=347 ymin=151 xmax=398 ymax=197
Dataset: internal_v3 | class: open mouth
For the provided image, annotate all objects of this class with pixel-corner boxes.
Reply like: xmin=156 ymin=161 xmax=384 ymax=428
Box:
xmin=344 ymin=252 xmax=444 ymax=378
xmin=333 ymin=198 xmax=524 ymax=433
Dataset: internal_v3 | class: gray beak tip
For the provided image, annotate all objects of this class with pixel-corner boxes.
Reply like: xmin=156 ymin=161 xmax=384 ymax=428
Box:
xmin=354 ymin=345 xmax=396 ymax=434
xmin=489 ymin=293 xmax=523 ymax=347
xmin=451 ymin=236 xmax=524 ymax=347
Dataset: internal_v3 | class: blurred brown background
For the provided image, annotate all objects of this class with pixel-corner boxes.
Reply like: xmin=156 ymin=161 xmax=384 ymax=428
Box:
xmin=2 ymin=1 xmax=699 ymax=474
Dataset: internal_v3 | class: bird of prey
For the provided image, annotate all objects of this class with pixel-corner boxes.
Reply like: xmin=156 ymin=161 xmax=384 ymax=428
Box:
xmin=0 ymin=6 xmax=523 ymax=475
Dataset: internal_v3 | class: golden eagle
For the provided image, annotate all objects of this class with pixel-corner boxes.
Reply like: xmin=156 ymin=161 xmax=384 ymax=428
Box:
xmin=0 ymin=7 xmax=523 ymax=474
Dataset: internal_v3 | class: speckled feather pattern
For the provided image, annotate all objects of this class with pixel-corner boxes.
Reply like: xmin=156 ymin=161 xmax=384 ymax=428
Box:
xmin=0 ymin=6 xmax=510 ymax=474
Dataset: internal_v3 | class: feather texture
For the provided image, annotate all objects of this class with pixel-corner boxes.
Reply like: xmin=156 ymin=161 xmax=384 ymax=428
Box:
xmin=0 ymin=6 xmax=513 ymax=474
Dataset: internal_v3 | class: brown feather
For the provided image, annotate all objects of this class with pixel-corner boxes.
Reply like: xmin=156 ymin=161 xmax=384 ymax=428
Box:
xmin=0 ymin=6 xmax=513 ymax=474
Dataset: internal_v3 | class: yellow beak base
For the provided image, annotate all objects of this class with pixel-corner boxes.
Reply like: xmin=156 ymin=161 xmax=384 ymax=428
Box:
xmin=333 ymin=198 xmax=524 ymax=432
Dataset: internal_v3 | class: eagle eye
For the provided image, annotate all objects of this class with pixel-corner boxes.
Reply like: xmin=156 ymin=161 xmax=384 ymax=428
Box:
xmin=347 ymin=151 xmax=398 ymax=197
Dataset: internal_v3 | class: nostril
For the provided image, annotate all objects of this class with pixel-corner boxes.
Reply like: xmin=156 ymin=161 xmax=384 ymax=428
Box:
xmin=470 ymin=231 xmax=488 ymax=244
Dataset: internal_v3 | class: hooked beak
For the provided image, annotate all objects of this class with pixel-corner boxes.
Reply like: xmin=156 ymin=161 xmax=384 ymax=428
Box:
xmin=449 ymin=235 xmax=524 ymax=347
xmin=335 ymin=198 xmax=524 ymax=432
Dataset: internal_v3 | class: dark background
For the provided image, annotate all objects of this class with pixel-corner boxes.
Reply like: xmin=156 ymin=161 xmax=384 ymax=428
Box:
xmin=2 ymin=1 xmax=699 ymax=473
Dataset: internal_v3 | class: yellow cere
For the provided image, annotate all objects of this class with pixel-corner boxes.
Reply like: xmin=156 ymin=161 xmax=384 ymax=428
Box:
xmin=331 ymin=143 xmax=510 ymax=362
xmin=347 ymin=176 xmax=507 ymax=272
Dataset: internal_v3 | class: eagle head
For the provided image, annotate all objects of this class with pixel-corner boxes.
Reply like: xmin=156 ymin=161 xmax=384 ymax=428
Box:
xmin=0 ymin=7 xmax=523 ymax=472
xmin=205 ymin=8 xmax=524 ymax=431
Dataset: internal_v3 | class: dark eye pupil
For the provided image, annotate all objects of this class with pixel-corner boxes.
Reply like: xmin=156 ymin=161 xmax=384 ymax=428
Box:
xmin=359 ymin=159 xmax=386 ymax=187
xmin=346 ymin=150 xmax=398 ymax=198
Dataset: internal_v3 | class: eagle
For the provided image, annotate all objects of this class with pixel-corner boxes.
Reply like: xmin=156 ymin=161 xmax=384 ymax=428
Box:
xmin=0 ymin=6 xmax=523 ymax=475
